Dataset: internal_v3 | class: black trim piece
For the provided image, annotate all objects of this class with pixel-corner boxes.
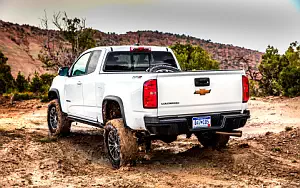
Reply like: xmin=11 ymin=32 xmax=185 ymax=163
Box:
xmin=145 ymin=110 xmax=250 ymax=136
xmin=194 ymin=77 xmax=210 ymax=86
xmin=84 ymin=51 xmax=94 ymax=73
xmin=189 ymin=112 xmax=250 ymax=131
xmin=102 ymin=96 xmax=127 ymax=127
xmin=48 ymin=89 xmax=62 ymax=111
xmin=85 ymin=50 xmax=102 ymax=75
xmin=68 ymin=115 xmax=104 ymax=128
xmin=158 ymin=110 xmax=242 ymax=119
xmin=110 ymin=47 xmax=113 ymax=51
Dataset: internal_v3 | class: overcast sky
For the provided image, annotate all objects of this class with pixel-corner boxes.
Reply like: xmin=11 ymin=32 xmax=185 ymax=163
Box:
xmin=0 ymin=0 xmax=299 ymax=53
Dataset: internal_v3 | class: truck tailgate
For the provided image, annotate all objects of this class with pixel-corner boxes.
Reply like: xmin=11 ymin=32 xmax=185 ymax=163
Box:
xmin=157 ymin=71 xmax=244 ymax=116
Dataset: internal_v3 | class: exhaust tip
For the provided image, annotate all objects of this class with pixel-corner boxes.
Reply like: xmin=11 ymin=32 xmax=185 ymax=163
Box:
xmin=215 ymin=130 xmax=242 ymax=137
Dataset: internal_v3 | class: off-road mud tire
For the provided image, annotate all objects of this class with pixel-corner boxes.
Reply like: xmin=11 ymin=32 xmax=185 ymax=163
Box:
xmin=196 ymin=132 xmax=230 ymax=149
xmin=47 ymin=99 xmax=71 ymax=136
xmin=104 ymin=119 xmax=138 ymax=169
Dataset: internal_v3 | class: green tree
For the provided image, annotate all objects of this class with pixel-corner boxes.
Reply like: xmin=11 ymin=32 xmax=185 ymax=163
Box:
xmin=258 ymin=46 xmax=288 ymax=96
xmin=170 ymin=43 xmax=219 ymax=71
xmin=259 ymin=42 xmax=300 ymax=97
xmin=39 ymin=11 xmax=96 ymax=70
xmin=279 ymin=65 xmax=300 ymax=97
xmin=279 ymin=42 xmax=300 ymax=97
xmin=40 ymin=73 xmax=56 ymax=93
xmin=15 ymin=71 xmax=29 ymax=92
xmin=29 ymin=72 xmax=43 ymax=93
xmin=285 ymin=42 xmax=300 ymax=66
xmin=0 ymin=51 xmax=15 ymax=94
xmin=40 ymin=73 xmax=55 ymax=86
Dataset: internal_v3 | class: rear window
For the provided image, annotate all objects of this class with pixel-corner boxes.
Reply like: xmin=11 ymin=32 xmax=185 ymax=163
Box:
xmin=103 ymin=51 xmax=177 ymax=72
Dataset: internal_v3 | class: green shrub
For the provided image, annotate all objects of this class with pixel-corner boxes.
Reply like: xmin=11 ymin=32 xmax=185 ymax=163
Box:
xmin=249 ymin=80 xmax=262 ymax=97
xmin=258 ymin=42 xmax=300 ymax=97
xmin=13 ymin=92 xmax=38 ymax=101
xmin=39 ymin=93 xmax=50 ymax=102
xmin=12 ymin=92 xmax=50 ymax=103
xmin=170 ymin=43 xmax=219 ymax=71
xmin=0 ymin=51 xmax=15 ymax=94
xmin=15 ymin=71 xmax=29 ymax=92
xmin=29 ymin=72 xmax=43 ymax=93
xmin=29 ymin=72 xmax=55 ymax=94
xmin=258 ymin=46 xmax=287 ymax=96
xmin=40 ymin=73 xmax=56 ymax=86
xmin=279 ymin=65 xmax=300 ymax=97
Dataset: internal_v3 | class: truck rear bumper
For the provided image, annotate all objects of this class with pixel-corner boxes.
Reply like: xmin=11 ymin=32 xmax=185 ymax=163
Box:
xmin=144 ymin=110 xmax=250 ymax=136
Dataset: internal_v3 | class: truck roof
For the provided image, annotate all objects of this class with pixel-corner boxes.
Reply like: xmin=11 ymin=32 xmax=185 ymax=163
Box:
xmin=86 ymin=45 xmax=170 ymax=53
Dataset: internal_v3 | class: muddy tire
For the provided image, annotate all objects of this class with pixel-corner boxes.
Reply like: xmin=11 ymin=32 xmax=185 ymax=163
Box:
xmin=47 ymin=99 xmax=71 ymax=136
xmin=196 ymin=132 xmax=229 ymax=149
xmin=104 ymin=119 xmax=138 ymax=169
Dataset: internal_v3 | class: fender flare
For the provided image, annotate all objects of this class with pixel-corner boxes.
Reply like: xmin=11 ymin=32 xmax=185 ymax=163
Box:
xmin=102 ymin=95 xmax=127 ymax=127
xmin=48 ymin=88 xmax=62 ymax=111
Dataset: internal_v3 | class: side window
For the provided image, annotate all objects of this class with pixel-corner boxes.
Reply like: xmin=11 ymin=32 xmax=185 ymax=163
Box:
xmin=104 ymin=52 xmax=131 ymax=71
xmin=71 ymin=52 xmax=91 ymax=76
xmin=87 ymin=50 xmax=102 ymax=74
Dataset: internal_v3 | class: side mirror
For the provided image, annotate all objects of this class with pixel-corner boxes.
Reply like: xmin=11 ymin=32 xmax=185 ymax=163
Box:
xmin=58 ymin=67 xmax=69 ymax=76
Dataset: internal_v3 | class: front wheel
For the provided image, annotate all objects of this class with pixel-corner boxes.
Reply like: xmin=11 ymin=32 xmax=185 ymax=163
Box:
xmin=195 ymin=132 xmax=229 ymax=149
xmin=47 ymin=99 xmax=71 ymax=136
xmin=104 ymin=119 xmax=138 ymax=169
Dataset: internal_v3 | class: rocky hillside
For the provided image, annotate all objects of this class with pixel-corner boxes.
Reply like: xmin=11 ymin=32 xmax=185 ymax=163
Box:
xmin=0 ymin=20 xmax=263 ymax=77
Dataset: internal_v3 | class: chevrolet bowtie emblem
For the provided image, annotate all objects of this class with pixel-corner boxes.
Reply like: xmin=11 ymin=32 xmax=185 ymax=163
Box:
xmin=194 ymin=89 xmax=211 ymax=95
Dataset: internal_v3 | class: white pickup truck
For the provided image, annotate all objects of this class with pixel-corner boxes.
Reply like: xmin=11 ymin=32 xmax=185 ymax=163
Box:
xmin=47 ymin=45 xmax=250 ymax=168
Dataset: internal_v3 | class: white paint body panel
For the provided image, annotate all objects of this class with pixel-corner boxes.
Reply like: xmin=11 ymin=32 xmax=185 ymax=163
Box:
xmin=50 ymin=46 xmax=248 ymax=131
xmin=157 ymin=71 xmax=245 ymax=116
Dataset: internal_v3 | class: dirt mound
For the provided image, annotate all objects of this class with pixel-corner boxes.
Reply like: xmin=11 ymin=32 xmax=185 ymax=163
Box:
xmin=230 ymin=129 xmax=300 ymax=182
xmin=0 ymin=97 xmax=46 ymax=115
xmin=1 ymin=126 xmax=299 ymax=187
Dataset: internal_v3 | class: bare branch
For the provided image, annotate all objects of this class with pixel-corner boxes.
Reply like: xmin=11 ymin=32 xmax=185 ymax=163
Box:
xmin=39 ymin=9 xmax=48 ymax=30
xmin=52 ymin=11 xmax=63 ymax=31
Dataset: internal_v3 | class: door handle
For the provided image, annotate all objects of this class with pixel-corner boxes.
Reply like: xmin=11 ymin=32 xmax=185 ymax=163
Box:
xmin=77 ymin=81 xmax=82 ymax=85
xmin=195 ymin=78 xmax=210 ymax=86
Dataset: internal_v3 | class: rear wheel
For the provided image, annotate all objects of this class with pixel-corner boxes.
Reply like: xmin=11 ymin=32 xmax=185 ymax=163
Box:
xmin=195 ymin=132 xmax=229 ymax=149
xmin=47 ymin=99 xmax=71 ymax=136
xmin=104 ymin=119 xmax=138 ymax=169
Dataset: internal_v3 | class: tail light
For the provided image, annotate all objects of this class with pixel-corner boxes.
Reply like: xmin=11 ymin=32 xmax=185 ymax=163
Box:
xmin=242 ymin=75 xmax=249 ymax=103
xmin=143 ymin=79 xmax=157 ymax=108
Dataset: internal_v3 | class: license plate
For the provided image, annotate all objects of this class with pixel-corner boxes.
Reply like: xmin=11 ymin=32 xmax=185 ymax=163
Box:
xmin=192 ymin=116 xmax=211 ymax=129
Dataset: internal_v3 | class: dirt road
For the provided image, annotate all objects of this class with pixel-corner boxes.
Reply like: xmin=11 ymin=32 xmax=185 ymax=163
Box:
xmin=0 ymin=97 xmax=300 ymax=187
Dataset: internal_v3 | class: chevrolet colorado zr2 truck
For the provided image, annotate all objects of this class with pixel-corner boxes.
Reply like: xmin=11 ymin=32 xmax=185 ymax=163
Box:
xmin=47 ymin=45 xmax=250 ymax=168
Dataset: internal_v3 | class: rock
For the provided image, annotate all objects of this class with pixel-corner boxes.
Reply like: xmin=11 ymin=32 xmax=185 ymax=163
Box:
xmin=239 ymin=143 xmax=250 ymax=148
